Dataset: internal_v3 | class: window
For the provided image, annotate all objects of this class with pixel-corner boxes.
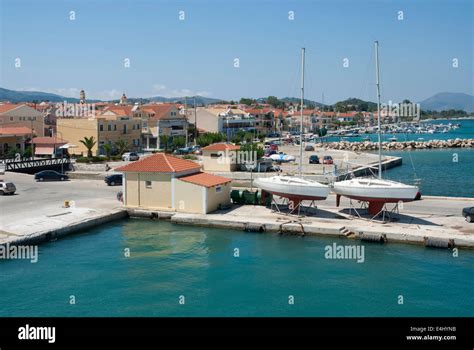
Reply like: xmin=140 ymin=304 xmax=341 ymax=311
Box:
xmin=114 ymin=124 xmax=117 ymax=131
xmin=108 ymin=124 xmax=112 ymax=131
xmin=10 ymin=117 xmax=13 ymax=121
xmin=215 ymin=186 xmax=222 ymax=193
xmin=137 ymin=123 xmax=140 ymax=129
xmin=99 ymin=124 xmax=104 ymax=131
xmin=145 ymin=180 xmax=152 ymax=188
xmin=210 ymin=153 xmax=221 ymax=158
xmin=132 ymin=124 xmax=135 ymax=130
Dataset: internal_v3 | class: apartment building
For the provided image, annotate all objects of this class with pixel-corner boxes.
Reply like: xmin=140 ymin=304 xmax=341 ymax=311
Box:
xmin=245 ymin=108 xmax=274 ymax=135
xmin=140 ymin=104 xmax=187 ymax=150
xmin=57 ymin=105 xmax=142 ymax=156
xmin=193 ymin=106 xmax=255 ymax=136
xmin=0 ymin=103 xmax=44 ymax=155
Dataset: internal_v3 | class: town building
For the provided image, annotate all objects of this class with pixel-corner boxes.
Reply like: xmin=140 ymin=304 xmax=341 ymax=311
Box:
xmin=140 ymin=104 xmax=187 ymax=150
xmin=245 ymin=108 xmax=274 ymax=135
xmin=57 ymin=105 xmax=142 ymax=156
xmin=201 ymin=143 xmax=241 ymax=172
xmin=192 ymin=106 xmax=254 ymax=136
xmin=0 ymin=103 xmax=45 ymax=137
xmin=117 ymin=153 xmax=231 ymax=214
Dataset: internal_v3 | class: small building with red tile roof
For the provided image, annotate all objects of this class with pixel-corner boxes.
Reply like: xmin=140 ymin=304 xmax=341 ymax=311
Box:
xmin=116 ymin=153 xmax=231 ymax=213
xmin=201 ymin=143 xmax=241 ymax=172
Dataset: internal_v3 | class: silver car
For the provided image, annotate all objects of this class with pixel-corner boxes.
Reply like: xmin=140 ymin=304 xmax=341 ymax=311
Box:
xmin=122 ymin=152 xmax=140 ymax=161
xmin=0 ymin=181 xmax=16 ymax=195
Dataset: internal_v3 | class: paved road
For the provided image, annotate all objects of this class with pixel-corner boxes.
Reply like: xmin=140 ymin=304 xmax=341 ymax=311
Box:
xmin=0 ymin=172 xmax=119 ymax=227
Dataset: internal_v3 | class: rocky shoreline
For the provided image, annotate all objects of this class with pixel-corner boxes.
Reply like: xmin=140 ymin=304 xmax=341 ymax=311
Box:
xmin=323 ymin=138 xmax=474 ymax=151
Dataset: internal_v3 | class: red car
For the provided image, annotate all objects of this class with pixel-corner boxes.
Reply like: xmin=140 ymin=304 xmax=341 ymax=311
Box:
xmin=323 ymin=155 xmax=333 ymax=164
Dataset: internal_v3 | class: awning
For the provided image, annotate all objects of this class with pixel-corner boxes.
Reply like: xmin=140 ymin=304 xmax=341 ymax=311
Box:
xmin=35 ymin=146 xmax=54 ymax=155
xmin=59 ymin=143 xmax=78 ymax=149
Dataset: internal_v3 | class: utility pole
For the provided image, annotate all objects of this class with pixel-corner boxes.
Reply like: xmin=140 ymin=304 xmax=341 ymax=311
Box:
xmin=184 ymin=97 xmax=188 ymax=146
xmin=194 ymin=97 xmax=197 ymax=145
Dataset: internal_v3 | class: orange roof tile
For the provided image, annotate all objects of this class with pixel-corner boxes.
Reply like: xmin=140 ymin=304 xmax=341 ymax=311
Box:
xmin=142 ymin=104 xmax=177 ymax=120
xmin=32 ymin=136 xmax=68 ymax=144
xmin=179 ymin=172 xmax=231 ymax=188
xmin=201 ymin=143 xmax=240 ymax=151
xmin=116 ymin=153 xmax=200 ymax=173
xmin=0 ymin=104 xmax=21 ymax=113
xmin=102 ymin=105 xmax=134 ymax=116
xmin=0 ymin=126 xmax=32 ymax=135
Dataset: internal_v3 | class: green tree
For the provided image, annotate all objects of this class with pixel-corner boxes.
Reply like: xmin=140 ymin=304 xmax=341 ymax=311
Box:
xmin=240 ymin=143 xmax=264 ymax=160
xmin=79 ymin=136 xmax=97 ymax=158
xmin=103 ymin=143 xmax=112 ymax=160
xmin=114 ymin=139 xmax=129 ymax=155
xmin=171 ymin=135 xmax=186 ymax=150
xmin=239 ymin=98 xmax=256 ymax=105
xmin=160 ymin=135 xmax=170 ymax=152
xmin=266 ymin=96 xmax=280 ymax=108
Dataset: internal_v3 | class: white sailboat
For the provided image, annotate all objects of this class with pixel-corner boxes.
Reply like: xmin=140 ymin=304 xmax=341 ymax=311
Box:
xmin=254 ymin=48 xmax=330 ymax=203
xmin=333 ymin=41 xmax=419 ymax=215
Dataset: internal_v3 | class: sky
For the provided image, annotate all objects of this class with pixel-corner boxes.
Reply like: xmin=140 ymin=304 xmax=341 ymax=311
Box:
xmin=0 ymin=0 xmax=472 ymax=104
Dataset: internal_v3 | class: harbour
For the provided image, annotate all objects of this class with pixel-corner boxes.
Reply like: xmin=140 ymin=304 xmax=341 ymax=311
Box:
xmin=1 ymin=171 xmax=473 ymax=249
xmin=1 ymin=218 xmax=472 ymax=317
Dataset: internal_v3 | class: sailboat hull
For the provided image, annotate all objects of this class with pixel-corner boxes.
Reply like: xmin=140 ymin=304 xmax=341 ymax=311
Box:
xmin=254 ymin=176 xmax=330 ymax=202
xmin=333 ymin=179 xmax=419 ymax=203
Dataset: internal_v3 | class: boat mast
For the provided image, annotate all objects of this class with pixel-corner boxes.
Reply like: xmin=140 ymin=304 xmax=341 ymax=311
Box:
xmin=299 ymin=47 xmax=305 ymax=177
xmin=375 ymin=41 xmax=382 ymax=179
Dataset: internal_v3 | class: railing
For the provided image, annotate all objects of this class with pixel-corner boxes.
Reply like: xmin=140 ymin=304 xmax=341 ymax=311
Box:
xmin=3 ymin=157 xmax=71 ymax=171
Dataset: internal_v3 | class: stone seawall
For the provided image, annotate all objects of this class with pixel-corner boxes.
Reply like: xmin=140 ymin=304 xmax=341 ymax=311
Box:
xmin=323 ymin=138 xmax=474 ymax=151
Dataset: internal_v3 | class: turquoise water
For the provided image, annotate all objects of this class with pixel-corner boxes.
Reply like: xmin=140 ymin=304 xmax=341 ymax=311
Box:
xmin=1 ymin=219 xmax=473 ymax=317
xmin=323 ymin=119 xmax=474 ymax=143
xmin=383 ymin=148 xmax=474 ymax=198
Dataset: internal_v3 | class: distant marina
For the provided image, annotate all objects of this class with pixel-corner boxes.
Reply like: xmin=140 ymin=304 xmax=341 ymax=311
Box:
xmin=322 ymin=119 xmax=474 ymax=143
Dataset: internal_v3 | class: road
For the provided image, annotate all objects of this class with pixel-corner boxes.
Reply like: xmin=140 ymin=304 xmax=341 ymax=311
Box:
xmin=0 ymin=172 xmax=120 ymax=231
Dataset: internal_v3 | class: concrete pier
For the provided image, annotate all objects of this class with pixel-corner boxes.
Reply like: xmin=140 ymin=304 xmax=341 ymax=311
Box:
xmin=129 ymin=195 xmax=474 ymax=249
xmin=1 ymin=172 xmax=473 ymax=249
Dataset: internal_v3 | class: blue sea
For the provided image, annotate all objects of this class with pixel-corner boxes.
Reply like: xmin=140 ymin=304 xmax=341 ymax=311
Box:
xmin=0 ymin=219 xmax=473 ymax=317
xmin=336 ymin=119 xmax=474 ymax=198
xmin=380 ymin=120 xmax=474 ymax=198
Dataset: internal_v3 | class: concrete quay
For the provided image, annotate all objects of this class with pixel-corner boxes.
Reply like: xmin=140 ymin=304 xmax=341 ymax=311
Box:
xmin=131 ymin=195 xmax=474 ymax=249
xmin=1 ymin=172 xmax=473 ymax=250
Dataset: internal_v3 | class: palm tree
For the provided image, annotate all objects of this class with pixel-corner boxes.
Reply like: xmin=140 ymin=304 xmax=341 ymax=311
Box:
xmin=114 ymin=139 xmax=129 ymax=155
xmin=79 ymin=136 xmax=96 ymax=158
xmin=103 ymin=143 xmax=112 ymax=160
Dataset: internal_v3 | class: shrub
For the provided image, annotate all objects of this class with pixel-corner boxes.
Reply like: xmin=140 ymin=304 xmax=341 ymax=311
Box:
xmin=75 ymin=156 xmax=105 ymax=163
xmin=182 ymin=154 xmax=197 ymax=160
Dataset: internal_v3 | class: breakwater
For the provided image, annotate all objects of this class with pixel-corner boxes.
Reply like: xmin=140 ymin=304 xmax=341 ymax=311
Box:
xmin=323 ymin=138 xmax=474 ymax=151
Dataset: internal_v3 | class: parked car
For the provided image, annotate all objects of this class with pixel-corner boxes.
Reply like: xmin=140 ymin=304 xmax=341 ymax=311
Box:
xmin=174 ymin=147 xmax=190 ymax=155
xmin=462 ymin=207 xmax=474 ymax=223
xmin=122 ymin=152 xmax=140 ymax=161
xmin=309 ymin=155 xmax=320 ymax=164
xmin=322 ymin=155 xmax=334 ymax=164
xmin=34 ymin=170 xmax=69 ymax=181
xmin=0 ymin=180 xmax=16 ymax=195
xmin=104 ymin=174 xmax=123 ymax=186
xmin=267 ymin=132 xmax=280 ymax=138
xmin=305 ymin=144 xmax=315 ymax=151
